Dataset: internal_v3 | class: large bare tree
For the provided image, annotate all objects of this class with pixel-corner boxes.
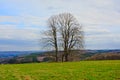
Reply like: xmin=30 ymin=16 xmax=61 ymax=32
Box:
xmin=57 ymin=13 xmax=84 ymax=61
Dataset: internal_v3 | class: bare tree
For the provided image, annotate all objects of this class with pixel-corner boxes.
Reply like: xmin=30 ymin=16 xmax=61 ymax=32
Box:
xmin=43 ymin=13 xmax=84 ymax=62
xmin=57 ymin=13 xmax=84 ymax=62
xmin=43 ymin=15 xmax=59 ymax=62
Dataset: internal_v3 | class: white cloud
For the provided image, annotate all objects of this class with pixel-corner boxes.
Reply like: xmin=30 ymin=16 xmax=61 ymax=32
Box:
xmin=0 ymin=15 xmax=47 ymax=27
xmin=0 ymin=16 xmax=19 ymax=24
xmin=0 ymin=25 xmax=41 ymax=41
xmin=0 ymin=45 xmax=40 ymax=51
xmin=84 ymin=25 xmax=110 ymax=33
xmin=1 ymin=0 xmax=120 ymax=26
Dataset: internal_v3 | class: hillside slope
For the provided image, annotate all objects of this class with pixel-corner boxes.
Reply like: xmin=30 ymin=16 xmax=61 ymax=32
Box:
xmin=0 ymin=60 xmax=120 ymax=80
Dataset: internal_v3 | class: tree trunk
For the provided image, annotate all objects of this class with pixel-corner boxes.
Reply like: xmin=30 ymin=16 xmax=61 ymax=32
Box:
xmin=55 ymin=53 xmax=58 ymax=62
xmin=62 ymin=54 xmax=64 ymax=62
xmin=55 ymin=46 xmax=58 ymax=62
xmin=65 ymin=53 xmax=68 ymax=62
xmin=54 ymin=32 xmax=58 ymax=62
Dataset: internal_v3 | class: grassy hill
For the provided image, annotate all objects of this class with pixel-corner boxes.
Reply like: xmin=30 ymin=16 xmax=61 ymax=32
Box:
xmin=0 ymin=60 xmax=120 ymax=80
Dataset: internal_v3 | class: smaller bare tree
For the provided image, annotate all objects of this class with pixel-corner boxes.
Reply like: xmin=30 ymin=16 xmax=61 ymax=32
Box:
xmin=42 ymin=15 xmax=59 ymax=62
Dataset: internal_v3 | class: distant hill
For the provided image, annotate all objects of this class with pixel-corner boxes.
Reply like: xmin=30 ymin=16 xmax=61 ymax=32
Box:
xmin=0 ymin=51 xmax=44 ymax=58
xmin=80 ymin=49 xmax=120 ymax=60
xmin=85 ymin=52 xmax=120 ymax=60
xmin=0 ymin=49 xmax=120 ymax=64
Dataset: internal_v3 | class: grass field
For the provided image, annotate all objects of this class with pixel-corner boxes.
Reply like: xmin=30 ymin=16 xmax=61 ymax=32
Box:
xmin=0 ymin=60 xmax=120 ymax=80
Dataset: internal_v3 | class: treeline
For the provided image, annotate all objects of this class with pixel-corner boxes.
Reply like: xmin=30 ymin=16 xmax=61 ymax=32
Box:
xmin=0 ymin=50 xmax=84 ymax=64
xmin=86 ymin=52 xmax=120 ymax=60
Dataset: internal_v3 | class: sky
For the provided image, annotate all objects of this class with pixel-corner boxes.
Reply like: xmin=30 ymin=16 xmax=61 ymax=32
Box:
xmin=0 ymin=0 xmax=120 ymax=51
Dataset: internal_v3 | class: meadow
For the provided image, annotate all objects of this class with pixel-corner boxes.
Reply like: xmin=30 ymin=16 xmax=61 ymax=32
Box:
xmin=0 ymin=60 xmax=120 ymax=80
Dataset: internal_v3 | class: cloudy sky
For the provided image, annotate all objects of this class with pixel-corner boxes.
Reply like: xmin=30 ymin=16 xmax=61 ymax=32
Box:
xmin=0 ymin=0 xmax=120 ymax=51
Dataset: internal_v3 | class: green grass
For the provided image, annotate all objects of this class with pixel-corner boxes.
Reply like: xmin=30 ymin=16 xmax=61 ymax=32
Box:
xmin=0 ymin=60 xmax=120 ymax=80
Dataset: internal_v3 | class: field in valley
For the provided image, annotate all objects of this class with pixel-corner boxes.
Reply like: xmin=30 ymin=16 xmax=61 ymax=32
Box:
xmin=0 ymin=60 xmax=120 ymax=80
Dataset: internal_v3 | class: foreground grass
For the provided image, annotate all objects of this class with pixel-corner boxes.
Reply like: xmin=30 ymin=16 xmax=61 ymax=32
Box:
xmin=0 ymin=60 xmax=120 ymax=80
